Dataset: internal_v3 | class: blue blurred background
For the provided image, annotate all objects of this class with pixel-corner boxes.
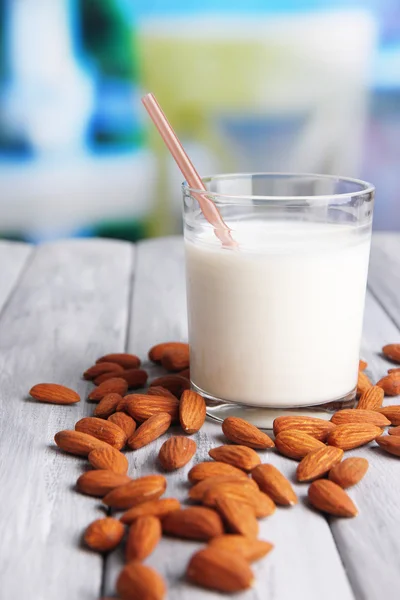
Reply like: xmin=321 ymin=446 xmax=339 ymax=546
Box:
xmin=0 ymin=0 xmax=399 ymax=242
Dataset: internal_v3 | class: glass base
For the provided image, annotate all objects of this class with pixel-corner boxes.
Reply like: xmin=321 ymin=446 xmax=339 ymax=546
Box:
xmin=192 ymin=383 xmax=357 ymax=430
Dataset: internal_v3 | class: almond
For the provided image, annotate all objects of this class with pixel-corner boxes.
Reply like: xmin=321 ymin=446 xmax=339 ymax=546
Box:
xmin=274 ymin=430 xmax=325 ymax=460
xmin=94 ymin=369 xmax=128 ymax=385
xmin=308 ymin=479 xmax=358 ymax=517
xmin=162 ymin=507 xmax=223 ymax=540
xmin=118 ymin=368 xmax=148 ymax=389
xmin=97 ymin=352 xmax=141 ymax=369
xmin=75 ymin=416 xmax=126 ymax=450
xmin=88 ymin=446 xmax=129 ymax=475
xmin=147 ymin=386 xmax=176 ymax=400
xmin=296 ymin=446 xmax=343 ymax=482
xmin=179 ymin=390 xmax=206 ymax=434
xmin=214 ymin=496 xmax=258 ymax=538
xmin=116 ymin=396 xmax=131 ymax=413
xmin=377 ymin=374 xmax=400 ymax=396
xmin=388 ymin=425 xmax=400 ymax=436
xmin=83 ymin=517 xmax=125 ymax=552
xmin=161 ymin=346 xmax=190 ymax=372
xmin=29 ymin=383 xmax=80 ymax=405
xmin=377 ymin=405 xmax=400 ymax=425
xmin=108 ymin=412 xmax=136 ymax=439
xmin=148 ymin=342 xmax=189 ymax=364
xmin=251 ymin=464 xmax=297 ymax=506
xmin=103 ymin=475 xmax=167 ymax=509
xmin=88 ymin=377 xmax=128 ymax=401
xmin=84 ymin=362 xmax=124 ymax=380
xmin=149 ymin=375 xmax=190 ymax=398
xmin=376 ymin=435 xmax=400 ymax=457
xmin=209 ymin=535 xmax=273 ymax=563
xmin=187 ymin=547 xmax=254 ymax=593
xmin=189 ymin=476 xmax=258 ymax=502
xmin=178 ymin=367 xmax=190 ymax=380
xmin=382 ymin=343 xmax=400 ymax=364
xmin=357 ymin=370 xmax=373 ymax=396
xmin=93 ymin=393 xmax=122 ymax=418
xmin=158 ymin=436 xmax=197 ymax=471
xmin=117 ymin=562 xmax=166 ymax=600
xmin=327 ymin=423 xmax=382 ymax=450
xmin=329 ymin=457 xmax=369 ymax=488
xmin=125 ymin=394 xmax=179 ymax=422
xmin=54 ymin=430 xmax=109 ymax=456
xmin=188 ymin=461 xmax=249 ymax=483
xmin=273 ymin=416 xmax=335 ymax=441
xmin=77 ymin=470 xmax=131 ymax=496
xmin=209 ymin=445 xmax=261 ymax=472
xmin=120 ymin=498 xmax=181 ymax=524
xmin=357 ymin=386 xmax=384 ymax=410
xmin=331 ymin=409 xmax=390 ymax=427
xmin=203 ymin=484 xmax=276 ymax=518
xmin=222 ymin=417 xmax=274 ymax=449
xmin=359 ymin=359 xmax=368 ymax=371
xmin=126 ymin=516 xmax=161 ymax=562
xmin=127 ymin=413 xmax=171 ymax=450
xmin=388 ymin=368 xmax=400 ymax=374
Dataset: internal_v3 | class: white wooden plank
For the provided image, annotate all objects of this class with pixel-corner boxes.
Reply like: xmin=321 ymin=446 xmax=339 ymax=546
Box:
xmin=368 ymin=233 xmax=400 ymax=329
xmin=0 ymin=239 xmax=133 ymax=600
xmin=104 ymin=236 xmax=355 ymax=600
xmin=0 ymin=240 xmax=32 ymax=311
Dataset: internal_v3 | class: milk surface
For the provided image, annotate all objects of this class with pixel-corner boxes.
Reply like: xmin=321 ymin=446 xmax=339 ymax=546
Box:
xmin=185 ymin=220 xmax=371 ymax=407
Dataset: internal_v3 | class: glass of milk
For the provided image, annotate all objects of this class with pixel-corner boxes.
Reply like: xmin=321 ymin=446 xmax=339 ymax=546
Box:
xmin=183 ymin=173 xmax=374 ymax=425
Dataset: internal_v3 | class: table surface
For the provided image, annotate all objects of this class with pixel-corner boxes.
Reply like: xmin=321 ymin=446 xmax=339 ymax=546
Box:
xmin=0 ymin=234 xmax=400 ymax=600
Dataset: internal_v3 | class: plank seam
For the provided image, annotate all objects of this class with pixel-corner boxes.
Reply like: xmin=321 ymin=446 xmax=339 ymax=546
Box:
xmin=0 ymin=246 xmax=35 ymax=325
xmin=367 ymin=283 xmax=400 ymax=332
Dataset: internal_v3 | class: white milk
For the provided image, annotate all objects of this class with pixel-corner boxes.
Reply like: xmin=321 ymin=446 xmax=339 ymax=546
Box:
xmin=185 ymin=220 xmax=371 ymax=407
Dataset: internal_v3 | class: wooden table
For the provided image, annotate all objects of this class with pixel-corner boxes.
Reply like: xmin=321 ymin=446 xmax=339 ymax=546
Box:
xmin=0 ymin=234 xmax=399 ymax=600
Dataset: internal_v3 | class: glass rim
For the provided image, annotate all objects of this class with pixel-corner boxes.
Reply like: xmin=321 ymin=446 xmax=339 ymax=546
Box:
xmin=182 ymin=172 xmax=375 ymax=202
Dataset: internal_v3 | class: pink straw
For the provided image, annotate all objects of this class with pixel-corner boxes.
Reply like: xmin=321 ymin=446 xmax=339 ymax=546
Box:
xmin=141 ymin=93 xmax=236 ymax=247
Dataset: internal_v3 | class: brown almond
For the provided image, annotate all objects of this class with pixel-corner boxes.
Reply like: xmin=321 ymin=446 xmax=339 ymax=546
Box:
xmin=118 ymin=368 xmax=148 ymax=389
xmin=158 ymin=436 xmax=197 ymax=471
xmin=388 ymin=425 xmax=400 ymax=436
xmin=108 ymin=412 xmax=136 ymax=440
xmin=147 ymin=386 xmax=176 ymax=400
xmin=209 ymin=445 xmax=261 ymax=472
xmin=84 ymin=362 xmax=124 ymax=380
xmin=178 ymin=367 xmax=190 ymax=379
xmin=215 ymin=496 xmax=258 ymax=538
xmin=359 ymin=359 xmax=368 ymax=371
xmin=189 ymin=476 xmax=258 ymax=502
xmin=203 ymin=484 xmax=275 ymax=518
xmin=54 ymin=430 xmax=109 ymax=456
xmin=377 ymin=405 xmax=400 ymax=425
xmin=126 ymin=516 xmax=161 ymax=562
xmin=29 ymin=383 xmax=80 ymax=405
xmin=222 ymin=417 xmax=274 ymax=449
xmin=120 ymin=498 xmax=181 ymax=524
xmin=327 ymin=423 xmax=382 ymax=450
xmin=188 ymin=461 xmax=249 ymax=483
xmin=274 ymin=430 xmax=325 ymax=460
xmin=161 ymin=346 xmax=190 ymax=372
xmin=94 ymin=369 xmax=127 ymax=385
xmin=388 ymin=368 xmax=400 ymax=374
xmin=329 ymin=457 xmax=369 ymax=488
xmin=75 ymin=416 xmax=126 ymax=450
xmin=84 ymin=517 xmax=125 ymax=552
xmin=103 ymin=475 xmax=167 ymax=510
xmin=331 ymin=408 xmax=390 ymax=427
xmin=127 ymin=413 xmax=171 ymax=450
xmin=357 ymin=370 xmax=373 ymax=396
xmin=209 ymin=535 xmax=273 ymax=563
xmin=308 ymin=479 xmax=358 ymax=517
xmin=117 ymin=562 xmax=166 ymax=600
xmin=88 ymin=446 xmax=129 ymax=475
xmin=148 ymin=342 xmax=189 ymax=364
xmin=93 ymin=393 xmax=122 ymax=418
xmin=251 ymin=464 xmax=297 ymax=506
xmin=297 ymin=446 xmax=343 ymax=482
xmin=382 ymin=343 xmax=400 ymax=364
xmin=179 ymin=390 xmax=206 ymax=434
xmin=377 ymin=374 xmax=400 ymax=396
xmin=77 ymin=470 xmax=131 ymax=497
xmin=125 ymin=394 xmax=179 ymax=422
xmin=116 ymin=396 xmax=131 ymax=413
xmin=88 ymin=377 xmax=128 ymax=401
xmin=187 ymin=547 xmax=254 ymax=593
xmin=97 ymin=353 xmax=141 ymax=369
xmin=162 ymin=507 xmax=223 ymax=540
xmin=149 ymin=375 xmax=190 ymax=398
xmin=273 ymin=416 xmax=335 ymax=441
xmin=376 ymin=435 xmax=400 ymax=457
xmin=357 ymin=386 xmax=384 ymax=410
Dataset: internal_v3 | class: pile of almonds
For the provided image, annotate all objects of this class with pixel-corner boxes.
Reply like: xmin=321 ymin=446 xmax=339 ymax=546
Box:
xmin=29 ymin=342 xmax=400 ymax=599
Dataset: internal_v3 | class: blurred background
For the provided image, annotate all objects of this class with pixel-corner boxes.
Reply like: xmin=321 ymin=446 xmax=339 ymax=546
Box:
xmin=0 ymin=0 xmax=399 ymax=243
